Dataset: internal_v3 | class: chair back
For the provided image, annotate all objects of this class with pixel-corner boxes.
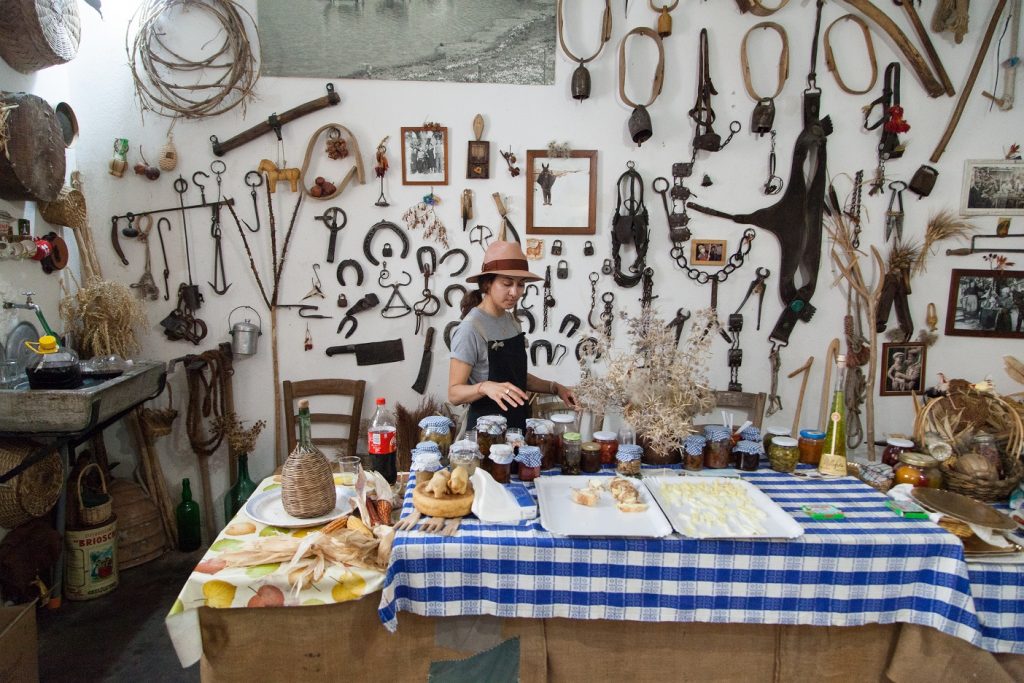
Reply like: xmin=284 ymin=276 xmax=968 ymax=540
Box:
xmin=695 ymin=390 xmax=768 ymax=430
xmin=282 ymin=379 xmax=366 ymax=459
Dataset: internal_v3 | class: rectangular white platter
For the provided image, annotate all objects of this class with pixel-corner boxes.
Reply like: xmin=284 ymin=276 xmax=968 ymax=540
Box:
xmin=535 ymin=475 xmax=673 ymax=538
xmin=645 ymin=475 xmax=804 ymax=540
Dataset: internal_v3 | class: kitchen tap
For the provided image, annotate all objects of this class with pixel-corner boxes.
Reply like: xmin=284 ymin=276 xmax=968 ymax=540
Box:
xmin=3 ymin=291 xmax=56 ymax=337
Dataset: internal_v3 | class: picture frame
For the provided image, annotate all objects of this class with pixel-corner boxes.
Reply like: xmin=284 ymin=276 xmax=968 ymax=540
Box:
xmin=880 ymin=342 xmax=927 ymax=396
xmin=467 ymin=140 xmax=490 ymax=179
xmin=401 ymin=126 xmax=449 ymax=186
xmin=691 ymin=239 xmax=727 ymax=266
xmin=525 ymin=150 xmax=597 ymax=235
xmin=960 ymin=159 xmax=1024 ymax=216
xmin=945 ymin=268 xmax=1024 ymax=338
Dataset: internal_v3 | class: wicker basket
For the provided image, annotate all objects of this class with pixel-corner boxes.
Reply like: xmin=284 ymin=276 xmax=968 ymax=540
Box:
xmin=0 ymin=0 xmax=81 ymax=74
xmin=0 ymin=438 xmax=62 ymax=528
xmin=281 ymin=444 xmax=336 ymax=519
xmin=914 ymin=392 xmax=1024 ymax=503
xmin=39 ymin=184 xmax=88 ymax=230
xmin=77 ymin=462 xmax=113 ymax=526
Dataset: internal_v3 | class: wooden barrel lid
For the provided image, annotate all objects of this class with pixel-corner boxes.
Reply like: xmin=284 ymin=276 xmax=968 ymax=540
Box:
xmin=0 ymin=91 xmax=66 ymax=202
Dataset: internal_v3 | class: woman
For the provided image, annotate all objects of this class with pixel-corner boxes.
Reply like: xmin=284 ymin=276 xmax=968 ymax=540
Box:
xmin=448 ymin=241 xmax=578 ymax=431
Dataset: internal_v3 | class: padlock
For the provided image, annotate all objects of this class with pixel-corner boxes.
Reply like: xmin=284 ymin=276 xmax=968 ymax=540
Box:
xmin=908 ymin=165 xmax=938 ymax=198
xmin=583 ymin=240 xmax=595 ymax=256
xmin=751 ymin=98 xmax=775 ymax=136
xmin=728 ymin=313 xmax=743 ymax=333
xmin=337 ymin=293 xmax=348 ymax=308
xmin=382 ymin=242 xmax=394 ymax=258
xmin=728 ymin=347 xmax=743 ymax=367
xmin=601 ymin=258 xmax=613 ymax=275
xmin=670 ymin=184 xmax=692 ymax=201
xmin=672 ymin=162 xmax=693 ymax=178
xmin=551 ymin=239 xmax=563 ymax=256
xmin=693 ymin=131 xmax=722 ymax=152
xmin=556 ymin=259 xmax=569 ymax=279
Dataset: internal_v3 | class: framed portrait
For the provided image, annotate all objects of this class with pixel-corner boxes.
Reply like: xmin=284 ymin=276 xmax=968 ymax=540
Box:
xmin=960 ymin=160 xmax=1024 ymax=216
xmin=525 ymin=150 xmax=597 ymax=235
xmin=467 ymin=141 xmax=490 ymax=179
xmin=945 ymin=268 xmax=1024 ymax=338
xmin=880 ymin=342 xmax=927 ymax=396
xmin=691 ymin=239 xmax=726 ymax=266
xmin=401 ymin=126 xmax=449 ymax=185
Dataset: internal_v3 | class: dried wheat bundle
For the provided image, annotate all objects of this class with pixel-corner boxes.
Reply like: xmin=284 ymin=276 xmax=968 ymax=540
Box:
xmin=59 ymin=279 xmax=147 ymax=358
xmin=914 ymin=209 xmax=977 ymax=275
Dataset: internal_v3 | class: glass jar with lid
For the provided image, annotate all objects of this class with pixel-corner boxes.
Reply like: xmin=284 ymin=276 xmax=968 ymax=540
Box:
xmin=971 ymin=433 xmax=1002 ymax=477
xmin=735 ymin=440 xmax=763 ymax=472
xmin=488 ymin=444 xmax=514 ymax=483
xmin=739 ymin=425 xmax=762 ymax=444
xmin=768 ymin=436 xmax=800 ymax=473
xmin=616 ymin=444 xmax=643 ymax=476
xmin=550 ymin=413 xmax=577 ymax=468
xmin=683 ymin=435 xmax=706 ymax=471
xmin=561 ymin=432 xmax=582 ymax=475
xmin=763 ymin=426 xmax=791 ymax=454
xmin=410 ymin=449 xmax=443 ymax=484
xmin=515 ymin=445 xmax=543 ymax=481
xmin=703 ymin=426 xmax=732 ymax=469
xmin=894 ymin=451 xmax=943 ymax=488
xmin=448 ymin=439 xmax=482 ymax=476
xmin=581 ymin=442 xmax=602 ymax=473
xmin=418 ymin=416 xmax=455 ymax=458
xmin=881 ymin=437 xmax=915 ymax=467
xmin=798 ymin=430 xmax=826 ymax=465
xmin=593 ymin=431 xmax=619 ymax=465
xmin=617 ymin=423 xmax=637 ymax=446
xmin=526 ymin=418 xmax=558 ymax=470
xmin=476 ymin=416 xmax=507 ymax=465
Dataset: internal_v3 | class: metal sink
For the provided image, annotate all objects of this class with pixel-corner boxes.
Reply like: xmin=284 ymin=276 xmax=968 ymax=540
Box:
xmin=0 ymin=360 xmax=166 ymax=434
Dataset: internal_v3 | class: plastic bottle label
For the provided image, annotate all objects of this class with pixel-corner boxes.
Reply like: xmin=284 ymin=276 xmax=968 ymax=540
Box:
xmin=369 ymin=427 xmax=396 ymax=455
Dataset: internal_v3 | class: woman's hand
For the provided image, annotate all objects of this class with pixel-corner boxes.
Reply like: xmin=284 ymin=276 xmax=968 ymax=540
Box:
xmin=482 ymin=380 xmax=529 ymax=411
xmin=554 ymin=382 xmax=580 ymax=411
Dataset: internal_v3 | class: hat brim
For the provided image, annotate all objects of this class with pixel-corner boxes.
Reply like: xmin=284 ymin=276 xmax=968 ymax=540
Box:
xmin=466 ymin=269 xmax=543 ymax=283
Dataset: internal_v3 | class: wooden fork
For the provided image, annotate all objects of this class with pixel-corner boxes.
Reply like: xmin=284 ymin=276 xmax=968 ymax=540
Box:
xmin=440 ymin=517 xmax=462 ymax=537
xmin=420 ymin=516 xmax=446 ymax=533
xmin=393 ymin=510 xmax=422 ymax=532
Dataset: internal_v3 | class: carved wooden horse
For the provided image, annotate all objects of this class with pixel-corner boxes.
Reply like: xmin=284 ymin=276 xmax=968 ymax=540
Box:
xmin=257 ymin=159 xmax=301 ymax=193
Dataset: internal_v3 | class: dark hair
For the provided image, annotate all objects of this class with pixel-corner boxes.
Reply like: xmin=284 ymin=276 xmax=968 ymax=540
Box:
xmin=460 ymin=274 xmax=495 ymax=319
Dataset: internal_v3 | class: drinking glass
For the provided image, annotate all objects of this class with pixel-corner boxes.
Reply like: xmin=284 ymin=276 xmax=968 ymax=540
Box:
xmin=0 ymin=360 xmax=20 ymax=389
xmin=336 ymin=455 xmax=361 ymax=486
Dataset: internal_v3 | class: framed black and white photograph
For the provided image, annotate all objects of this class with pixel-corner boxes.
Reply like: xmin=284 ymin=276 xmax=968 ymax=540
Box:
xmin=880 ymin=342 xmax=927 ymax=396
xmin=960 ymin=160 xmax=1024 ymax=216
xmin=945 ymin=268 xmax=1024 ymax=338
xmin=401 ymin=127 xmax=449 ymax=186
xmin=691 ymin=239 xmax=726 ymax=266
xmin=525 ymin=150 xmax=597 ymax=235
xmin=257 ymin=1 xmax=555 ymax=85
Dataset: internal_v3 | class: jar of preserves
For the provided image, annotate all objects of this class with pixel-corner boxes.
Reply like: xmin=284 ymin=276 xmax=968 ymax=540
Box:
xmin=593 ymin=431 xmax=619 ymax=465
xmin=735 ymin=440 xmax=763 ymax=472
xmin=526 ymin=418 xmax=558 ymax=470
xmin=894 ymin=451 xmax=942 ymax=488
xmin=971 ymin=433 xmax=1002 ymax=477
xmin=448 ymin=439 xmax=481 ymax=476
xmin=703 ymin=426 xmax=732 ymax=469
xmin=768 ymin=436 xmax=800 ymax=473
xmin=505 ymin=427 xmax=525 ymax=452
xmin=798 ymin=430 xmax=826 ymax=465
xmin=418 ymin=416 xmax=455 ymax=458
xmin=763 ymin=426 xmax=791 ymax=454
xmin=581 ymin=442 xmax=602 ymax=473
xmin=739 ymin=426 xmax=762 ymax=444
xmin=551 ymin=413 xmax=577 ymax=468
xmin=476 ymin=416 xmax=507 ymax=467
xmin=615 ymin=444 xmax=643 ymax=477
xmin=561 ymin=432 xmax=582 ymax=475
xmin=489 ymin=444 xmax=514 ymax=484
xmin=410 ymin=449 xmax=443 ymax=484
xmin=515 ymin=445 xmax=543 ymax=481
xmin=881 ymin=437 xmax=915 ymax=467
xmin=682 ymin=435 xmax=706 ymax=471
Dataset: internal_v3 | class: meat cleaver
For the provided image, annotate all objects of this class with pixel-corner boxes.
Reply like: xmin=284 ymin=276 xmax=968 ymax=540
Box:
xmin=411 ymin=326 xmax=435 ymax=394
xmin=325 ymin=339 xmax=404 ymax=365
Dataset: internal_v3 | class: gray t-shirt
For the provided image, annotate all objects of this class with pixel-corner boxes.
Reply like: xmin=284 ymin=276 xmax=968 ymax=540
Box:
xmin=450 ymin=308 xmax=522 ymax=384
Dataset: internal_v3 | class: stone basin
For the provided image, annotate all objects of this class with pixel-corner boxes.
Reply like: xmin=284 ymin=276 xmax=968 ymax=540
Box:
xmin=0 ymin=360 xmax=166 ymax=434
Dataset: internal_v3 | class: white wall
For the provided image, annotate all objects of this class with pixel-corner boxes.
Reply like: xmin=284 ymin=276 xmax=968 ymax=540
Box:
xmin=2 ymin=1 xmax=1021 ymax=531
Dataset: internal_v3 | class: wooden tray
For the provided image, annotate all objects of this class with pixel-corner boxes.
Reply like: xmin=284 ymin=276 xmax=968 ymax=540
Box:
xmin=412 ymin=480 xmax=473 ymax=518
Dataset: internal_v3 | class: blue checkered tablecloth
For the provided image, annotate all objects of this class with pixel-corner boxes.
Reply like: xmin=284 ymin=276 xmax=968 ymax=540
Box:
xmin=378 ymin=466 xmax=1024 ymax=654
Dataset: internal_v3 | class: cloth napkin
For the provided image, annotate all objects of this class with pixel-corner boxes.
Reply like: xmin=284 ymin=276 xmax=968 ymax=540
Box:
xmin=470 ymin=469 xmax=521 ymax=523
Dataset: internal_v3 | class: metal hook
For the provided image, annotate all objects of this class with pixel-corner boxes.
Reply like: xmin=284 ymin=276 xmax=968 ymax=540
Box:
xmin=191 ymin=171 xmax=209 ymax=205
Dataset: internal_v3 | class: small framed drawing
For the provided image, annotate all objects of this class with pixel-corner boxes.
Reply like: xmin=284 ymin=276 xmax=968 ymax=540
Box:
xmin=401 ymin=126 xmax=449 ymax=186
xmin=691 ymin=239 xmax=726 ymax=266
xmin=960 ymin=159 xmax=1024 ymax=216
xmin=945 ymin=268 xmax=1024 ymax=338
xmin=526 ymin=150 xmax=597 ymax=235
xmin=467 ymin=140 xmax=490 ymax=179
xmin=880 ymin=342 xmax=926 ymax=396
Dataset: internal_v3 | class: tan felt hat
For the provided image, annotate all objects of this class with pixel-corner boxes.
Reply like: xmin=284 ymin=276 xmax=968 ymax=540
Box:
xmin=466 ymin=240 xmax=542 ymax=283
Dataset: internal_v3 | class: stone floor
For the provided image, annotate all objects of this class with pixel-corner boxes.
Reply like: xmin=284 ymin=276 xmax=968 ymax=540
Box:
xmin=36 ymin=548 xmax=204 ymax=682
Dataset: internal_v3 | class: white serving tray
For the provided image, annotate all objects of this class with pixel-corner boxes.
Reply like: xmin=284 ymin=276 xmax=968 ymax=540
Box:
xmin=535 ymin=476 xmax=673 ymax=538
xmin=645 ymin=475 xmax=804 ymax=540
xmin=244 ymin=485 xmax=356 ymax=528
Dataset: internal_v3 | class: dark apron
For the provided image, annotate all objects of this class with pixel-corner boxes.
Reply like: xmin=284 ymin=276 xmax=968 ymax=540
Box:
xmin=465 ymin=316 xmax=531 ymax=432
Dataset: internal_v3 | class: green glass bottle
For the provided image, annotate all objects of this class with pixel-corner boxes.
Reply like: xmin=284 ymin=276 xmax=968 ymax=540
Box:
xmin=176 ymin=478 xmax=202 ymax=552
xmin=819 ymin=354 xmax=848 ymax=476
xmin=224 ymin=453 xmax=258 ymax=523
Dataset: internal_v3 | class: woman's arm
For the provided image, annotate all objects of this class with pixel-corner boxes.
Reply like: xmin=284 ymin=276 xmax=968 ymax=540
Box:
xmin=448 ymin=358 xmax=528 ymax=411
xmin=526 ymin=373 xmax=580 ymax=410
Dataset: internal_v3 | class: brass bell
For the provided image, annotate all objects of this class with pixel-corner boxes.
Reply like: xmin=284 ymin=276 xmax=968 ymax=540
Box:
xmin=656 ymin=7 xmax=672 ymax=37
xmin=571 ymin=63 xmax=592 ymax=101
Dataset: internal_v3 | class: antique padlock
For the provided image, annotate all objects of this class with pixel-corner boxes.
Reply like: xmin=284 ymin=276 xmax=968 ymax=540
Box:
xmin=571 ymin=63 xmax=592 ymax=101
xmin=670 ymin=183 xmax=692 ymax=201
xmin=656 ymin=6 xmax=672 ymax=37
xmin=550 ymin=239 xmax=563 ymax=256
xmin=583 ymin=240 xmax=595 ymax=256
xmin=908 ymin=165 xmax=938 ymax=198
xmin=601 ymin=258 xmax=613 ymax=275
xmin=672 ymin=162 xmax=693 ymax=178
xmin=728 ymin=347 xmax=743 ymax=367
xmin=693 ymin=130 xmax=722 ymax=152
xmin=382 ymin=242 xmax=394 ymax=258
xmin=556 ymin=259 xmax=569 ymax=279
xmin=751 ymin=98 xmax=775 ymax=136
xmin=337 ymin=293 xmax=348 ymax=308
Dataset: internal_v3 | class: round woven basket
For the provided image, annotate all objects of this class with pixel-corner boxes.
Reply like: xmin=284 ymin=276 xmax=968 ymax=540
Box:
xmin=914 ymin=392 xmax=1024 ymax=503
xmin=77 ymin=462 xmax=113 ymax=526
xmin=0 ymin=0 xmax=81 ymax=74
xmin=0 ymin=438 xmax=62 ymax=528
xmin=281 ymin=445 xmax=336 ymax=519
xmin=39 ymin=184 xmax=87 ymax=229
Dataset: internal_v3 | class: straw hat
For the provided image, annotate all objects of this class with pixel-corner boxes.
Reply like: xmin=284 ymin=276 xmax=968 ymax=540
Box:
xmin=466 ymin=240 xmax=542 ymax=283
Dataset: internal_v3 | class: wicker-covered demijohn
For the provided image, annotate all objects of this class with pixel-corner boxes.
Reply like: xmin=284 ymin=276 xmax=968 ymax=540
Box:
xmin=281 ymin=400 xmax=336 ymax=518
xmin=0 ymin=0 xmax=81 ymax=74
xmin=0 ymin=438 xmax=62 ymax=528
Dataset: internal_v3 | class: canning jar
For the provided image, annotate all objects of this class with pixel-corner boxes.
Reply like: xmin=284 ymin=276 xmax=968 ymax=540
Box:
xmin=551 ymin=413 xmax=577 ymax=468
xmin=489 ymin=444 xmax=514 ymax=484
xmin=894 ymin=451 xmax=943 ymax=488
xmin=515 ymin=445 xmax=542 ymax=481
xmin=561 ymin=432 xmax=582 ymax=475
xmin=768 ymin=436 xmax=800 ymax=473
xmin=476 ymin=416 xmax=507 ymax=468
xmin=526 ymin=418 xmax=558 ymax=470
xmin=448 ymin=439 xmax=481 ymax=477
xmin=735 ymin=440 xmax=763 ymax=471
xmin=703 ymin=426 xmax=732 ymax=469
xmin=581 ymin=442 xmax=602 ymax=473
xmin=971 ymin=433 xmax=1002 ymax=476
xmin=418 ymin=416 xmax=455 ymax=458
xmin=763 ymin=426 xmax=791 ymax=454
xmin=740 ymin=425 xmax=762 ymax=444
xmin=505 ymin=427 xmax=525 ymax=452
xmin=593 ymin=431 xmax=619 ymax=465
xmin=798 ymin=430 xmax=826 ymax=465
xmin=682 ymin=435 xmax=706 ymax=471
xmin=410 ymin=449 xmax=443 ymax=484
xmin=881 ymin=437 xmax=915 ymax=467
xmin=616 ymin=444 xmax=643 ymax=477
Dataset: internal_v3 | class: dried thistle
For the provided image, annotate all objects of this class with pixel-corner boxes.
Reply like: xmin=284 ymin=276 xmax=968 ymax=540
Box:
xmin=914 ymin=209 xmax=976 ymax=275
xmin=213 ymin=412 xmax=267 ymax=455
xmin=575 ymin=308 xmax=716 ymax=455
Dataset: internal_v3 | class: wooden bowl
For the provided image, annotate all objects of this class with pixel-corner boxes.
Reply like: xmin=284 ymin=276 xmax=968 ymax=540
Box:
xmin=412 ymin=480 xmax=473 ymax=518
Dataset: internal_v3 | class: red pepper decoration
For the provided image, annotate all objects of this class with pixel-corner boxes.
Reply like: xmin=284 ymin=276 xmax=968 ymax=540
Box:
xmin=885 ymin=105 xmax=910 ymax=134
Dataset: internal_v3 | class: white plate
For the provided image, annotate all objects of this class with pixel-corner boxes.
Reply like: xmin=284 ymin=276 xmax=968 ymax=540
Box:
xmin=5 ymin=321 xmax=39 ymax=374
xmin=535 ymin=476 xmax=672 ymax=538
xmin=243 ymin=485 xmax=355 ymax=528
xmin=646 ymin=475 xmax=804 ymax=540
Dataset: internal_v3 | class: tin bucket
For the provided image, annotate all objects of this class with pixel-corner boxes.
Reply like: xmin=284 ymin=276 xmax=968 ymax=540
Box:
xmin=228 ymin=306 xmax=262 ymax=356
xmin=64 ymin=516 xmax=119 ymax=601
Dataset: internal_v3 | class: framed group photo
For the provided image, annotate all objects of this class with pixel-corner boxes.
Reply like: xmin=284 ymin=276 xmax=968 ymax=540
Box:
xmin=880 ymin=342 xmax=927 ymax=396
xmin=960 ymin=160 xmax=1024 ymax=216
xmin=945 ymin=268 xmax=1024 ymax=338
xmin=525 ymin=150 xmax=597 ymax=235
xmin=401 ymin=126 xmax=449 ymax=185
xmin=691 ymin=239 xmax=726 ymax=266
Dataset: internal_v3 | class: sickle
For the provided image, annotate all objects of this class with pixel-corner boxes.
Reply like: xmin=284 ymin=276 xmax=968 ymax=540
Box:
xmin=363 ymin=220 xmax=409 ymax=266
xmin=443 ymin=320 xmax=460 ymax=351
xmin=444 ymin=284 xmax=467 ymax=307
xmin=110 ymin=216 xmax=129 ymax=266
xmin=530 ymin=339 xmax=553 ymax=365
xmin=559 ymin=314 xmax=581 ymax=338
xmin=439 ymin=248 xmax=470 ymax=276
xmin=336 ymin=258 xmax=364 ymax=286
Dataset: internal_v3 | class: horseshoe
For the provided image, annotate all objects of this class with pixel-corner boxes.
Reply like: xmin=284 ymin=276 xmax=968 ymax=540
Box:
xmin=531 ymin=339 xmax=553 ymax=366
xmin=363 ymin=220 xmax=409 ymax=266
xmin=444 ymin=284 xmax=467 ymax=307
xmin=559 ymin=314 xmax=581 ymax=338
xmin=439 ymin=248 xmax=470 ymax=276
xmin=514 ymin=306 xmax=536 ymax=334
xmin=576 ymin=336 xmax=602 ymax=361
xmin=443 ymin=320 xmax=460 ymax=351
xmin=336 ymin=258 xmax=364 ymax=286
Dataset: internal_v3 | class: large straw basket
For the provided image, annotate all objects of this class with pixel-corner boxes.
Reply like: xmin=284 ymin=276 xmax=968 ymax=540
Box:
xmin=0 ymin=0 xmax=81 ymax=74
xmin=39 ymin=184 xmax=88 ymax=229
xmin=0 ymin=438 xmax=62 ymax=529
xmin=914 ymin=391 xmax=1024 ymax=503
xmin=77 ymin=463 xmax=113 ymax=527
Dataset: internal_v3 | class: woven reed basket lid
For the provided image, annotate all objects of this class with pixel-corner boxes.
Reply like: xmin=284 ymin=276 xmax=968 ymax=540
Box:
xmin=0 ymin=0 xmax=81 ymax=74
xmin=39 ymin=184 xmax=87 ymax=229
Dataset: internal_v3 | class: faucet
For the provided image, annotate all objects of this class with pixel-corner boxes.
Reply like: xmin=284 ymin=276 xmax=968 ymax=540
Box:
xmin=3 ymin=291 xmax=56 ymax=337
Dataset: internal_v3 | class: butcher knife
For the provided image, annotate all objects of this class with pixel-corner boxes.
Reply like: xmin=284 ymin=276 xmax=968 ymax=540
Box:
xmin=411 ymin=326 xmax=435 ymax=394
xmin=325 ymin=339 xmax=404 ymax=365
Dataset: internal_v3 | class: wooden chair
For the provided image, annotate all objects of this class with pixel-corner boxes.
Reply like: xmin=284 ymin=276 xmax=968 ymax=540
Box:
xmin=282 ymin=379 xmax=366 ymax=458
xmin=695 ymin=390 xmax=768 ymax=430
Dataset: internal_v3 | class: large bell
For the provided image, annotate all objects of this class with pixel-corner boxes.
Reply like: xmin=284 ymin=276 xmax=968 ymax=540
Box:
xmin=571 ymin=63 xmax=592 ymax=101
xmin=628 ymin=106 xmax=653 ymax=146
